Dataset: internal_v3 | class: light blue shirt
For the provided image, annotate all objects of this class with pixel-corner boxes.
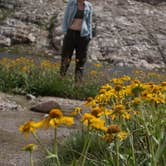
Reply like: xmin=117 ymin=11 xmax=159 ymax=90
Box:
xmin=62 ymin=0 xmax=93 ymax=39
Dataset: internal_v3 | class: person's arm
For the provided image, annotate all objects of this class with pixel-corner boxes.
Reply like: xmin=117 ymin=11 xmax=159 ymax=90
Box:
xmin=62 ymin=1 xmax=71 ymax=33
xmin=87 ymin=5 xmax=93 ymax=39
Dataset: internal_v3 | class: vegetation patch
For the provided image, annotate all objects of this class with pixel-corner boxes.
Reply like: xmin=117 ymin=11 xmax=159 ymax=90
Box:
xmin=19 ymin=76 xmax=166 ymax=165
xmin=0 ymin=57 xmax=166 ymax=99
xmin=0 ymin=57 xmax=102 ymax=99
xmin=0 ymin=56 xmax=165 ymax=165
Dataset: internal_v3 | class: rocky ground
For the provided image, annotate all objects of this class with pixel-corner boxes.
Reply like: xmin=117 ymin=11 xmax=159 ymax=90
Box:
xmin=0 ymin=92 xmax=85 ymax=166
xmin=1 ymin=1 xmax=166 ymax=165
xmin=0 ymin=0 xmax=166 ymax=69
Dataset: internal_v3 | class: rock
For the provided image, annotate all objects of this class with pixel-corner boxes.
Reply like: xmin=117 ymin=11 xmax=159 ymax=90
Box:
xmin=26 ymin=94 xmax=36 ymax=100
xmin=0 ymin=92 xmax=78 ymax=166
xmin=0 ymin=18 xmax=48 ymax=44
xmin=0 ymin=95 xmax=21 ymax=111
xmin=30 ymin=100 xmax=61 ymax=113
xmin=0 ymin=162 xmax=15 ymax=166
xmin=0 ymin=0 xmax=166 ymax=69
xmin=135 ymin=0 xmax=166 ymax=5
xmin=0 ymin=35 xmax=11 ymax=46
xmin=0 ymin=0 xmax=18 ymax=9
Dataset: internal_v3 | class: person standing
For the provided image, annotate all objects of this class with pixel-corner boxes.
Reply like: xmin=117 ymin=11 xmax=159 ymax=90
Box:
xmin=60 ymin=0 xmax=93 ymax=83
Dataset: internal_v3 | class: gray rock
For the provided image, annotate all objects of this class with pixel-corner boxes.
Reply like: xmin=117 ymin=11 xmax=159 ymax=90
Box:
xmin=0 ymin=0 xmax=166 ymax=69
xmin=30 ymin=100 xmax=61 ymax=113
xmin=0 ymin=162 xmax=16 ymax=166
xmin=135 ymin=0 xmax=166 ymax=5
xmin=0 ymin=18 xmax=48 ymax=45
xmin=0 ymin=95 xmax=21 ymax=111
xmin=0 ymin=35 xmax=11 ymax=46
xmin=26 ymin=93 xmax=36 ymax=100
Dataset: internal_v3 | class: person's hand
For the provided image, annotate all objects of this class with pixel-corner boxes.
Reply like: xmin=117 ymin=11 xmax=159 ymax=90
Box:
xmin=63 ymin=0 xmax=69 ymax=3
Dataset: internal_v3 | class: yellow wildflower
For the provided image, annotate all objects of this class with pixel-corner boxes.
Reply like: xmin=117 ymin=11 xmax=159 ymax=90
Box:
xmin=70 ymin=107 xmax=82 ymax=116
xmin=42 ymin=109 xmax=63 ymax=129
xmin=141 ymin=91 xmax=148 ymax=98
xmin=32 ymin=120 xmax=45 ymax=129
xmin=107 ymin=124 xmax=120 ymax=134
xmin=121 ymin=75 xmax=131 ymax=81
xmin=61 ymin=117 xmax=74 ymax=126
xmin=40 ymin=60 xmax=53 ymax=68
xmin=113 ymin=104 xmax=125 ymax=113
xmin=100 ymin=84 xmax=113 ymax=91
xmin=84 ymin=97 xmax=96 ymax=106
xmin=94 ymin=63 xmax=102 ymax=68
xmin=99 ymin=88 xmax=106 ymax=94
xmin=122 ymin=111 xmax=131 ymax=120
xmin=103 ymin=124 xmax=122 ymax=143
xmin=22 ymin=144 xmax=37 ymax=152
xmin=133 ymin=79 xmax=141 ymax=84
xmin=90 ymin=118 xmax=107 ymax=131
xmin=49 ymin=109 xmax=63 ymax=119
xmin=111 ymin=104 xmax=131 ymax=120
xmin=49 ymin=118 xmax=61 ymax=128
xmin=117 ymin=131 xmax=128 ymax=141
xmin=19 ymin=120 xmax=37 ymax=137
xmin=103 ymin=133 xmax=113 ymax=143
xmin=98 ymin=108 xmax=113 ymax=117
xmin=41 ymin=108 xmax=74 ymax=128
xmin=161 ymin=82 xmax=166 ymax=86
xmin=90 ymin=106 xmax=103 ymax=117
xmin=149 ymin=95 xmax=165 ymax=104
xmin=160 ymin=82 xmax=166 ymax=91
xmin=81 ymin=113 xmax=94 ymax=122
xmin=21 ymin=66 xmax=29 ymax=72
xmin=133 ymin=97 xmax=141 ymax=106
xmin=90 ymin=70 xmax=97 ymax=76
xmin=111 ymin=78 xmax=123 ymax=85
xmin=114 ymin=84 xmax=123 ymax=91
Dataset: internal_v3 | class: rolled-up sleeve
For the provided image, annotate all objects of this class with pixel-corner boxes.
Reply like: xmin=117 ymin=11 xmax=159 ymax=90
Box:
xmin=62 ymin=3 xmax=70 ymax=33
xmin=87 ymin=5 xmax=93 ymax=39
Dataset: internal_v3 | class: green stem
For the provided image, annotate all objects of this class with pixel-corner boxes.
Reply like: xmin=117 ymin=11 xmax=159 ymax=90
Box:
xmin=155 ymin=131 xmax=166 ymax=163
xmin=30 ymin=152 xmax=33 ymax=166
xmin=53 ymin=128 xmax=61 ymax=166
xmin=141 ymin=109 xmax=156 ymax=166
xmin=32 ymin=132 xmax=51 ymax=155
xmin=77 ymin=130 xmax=92 ymax=166
xmin=81 ymin=135 xmax=92 ymax=166
xmin=148 ymin=136 xmax=156 ymax=166
xmin=54 ymin=128 xmax=57 ymax=154
xmin=123 ymin=119 xmax=136 ymax=165
xmin=130 ymin=134 xmax=136 ymax=165
xmin=115 ymin=139 xmax=119 ymax=166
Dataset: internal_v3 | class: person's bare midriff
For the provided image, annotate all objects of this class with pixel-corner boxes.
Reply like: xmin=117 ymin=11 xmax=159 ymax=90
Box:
xmin=69 ymin=18 xmax=83 ymax=31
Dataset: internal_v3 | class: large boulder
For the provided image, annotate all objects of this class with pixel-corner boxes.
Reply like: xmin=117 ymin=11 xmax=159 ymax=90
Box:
xmin=86 ymin=0 xmax=166 ymax=69
xmin=30 ymin=100 xmax=61 ymax=113
xmin=3 ymin=18 xmax=48 ymax=46
xmin=0 ymin=0 xmax=166 ymax=69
